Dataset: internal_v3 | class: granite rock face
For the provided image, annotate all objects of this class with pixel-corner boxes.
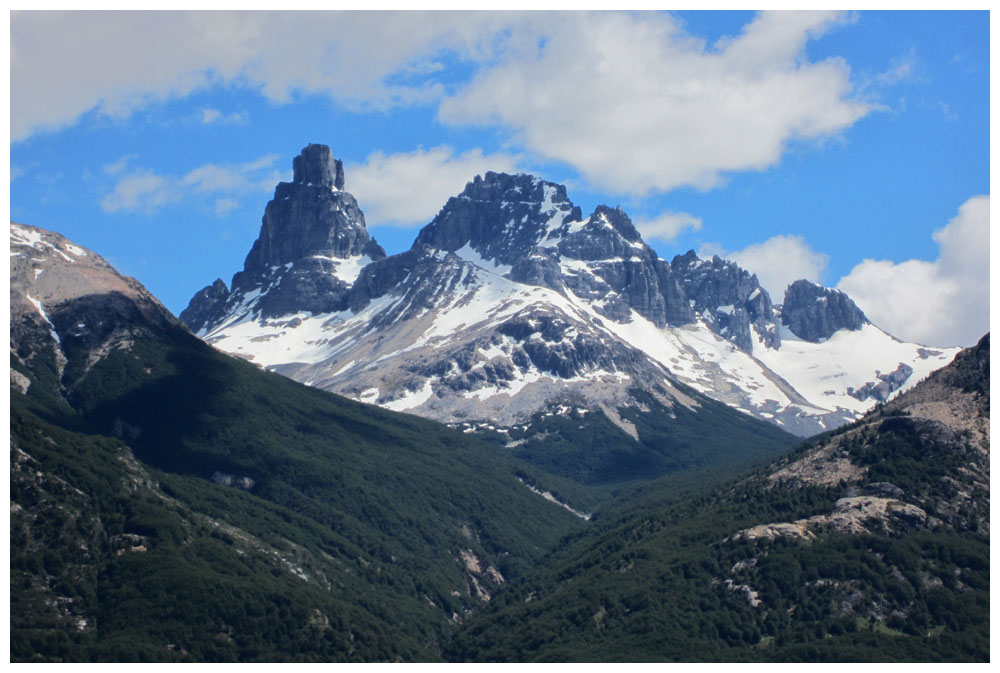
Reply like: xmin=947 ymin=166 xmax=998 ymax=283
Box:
xmin=179 ymin=278 xmax=229 ymax=335
xmin=181 ymin=144 xmax=386 ymax=326
xmin=414 ymin=172 xmax=581 ymax=266
xmin=411 ymin=173 xmax=693 ymax=328
xmin=179 ymin=146 xmax=959 ymax=439
xmin=847 ymin=363 xmax=915 ymax=402
xmin=782 ymin=279 xmax=869 ymax=343
xmin=292 ymin=143 xmax=345 ymax=189
xmin=671 ymin=250 xmax=780 ymax=351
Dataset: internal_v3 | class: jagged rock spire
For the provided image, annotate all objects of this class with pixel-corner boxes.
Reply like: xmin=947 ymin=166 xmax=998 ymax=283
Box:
xmin=293 ymin=143 xmax=345 ymax=189
xmin=239 ymin=144 xmax=383 ymax=278
xmin=782 ymin=279 xmax=869 ymax=342
xmin=181 ymin=144 xmax=386 ymax=327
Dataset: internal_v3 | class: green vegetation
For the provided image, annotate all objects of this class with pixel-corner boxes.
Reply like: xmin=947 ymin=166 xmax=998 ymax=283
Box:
xmin=445 ymin=348 xmax=991 ymax=662
xmin=10 ymin=293 xmax=988 ymax=662
xmin=10 ymin=321 xmax=586 ymax=661
xmin=500 ymin=387 xmax=797 ymax=485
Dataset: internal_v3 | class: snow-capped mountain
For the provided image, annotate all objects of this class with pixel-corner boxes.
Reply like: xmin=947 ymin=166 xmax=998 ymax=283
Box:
xmin=182 ymin=144 xmax=960 ymax=438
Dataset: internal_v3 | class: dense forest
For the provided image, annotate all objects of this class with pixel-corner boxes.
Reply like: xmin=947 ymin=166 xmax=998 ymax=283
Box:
xmin=10 ymin=273 xmax=989 ymax=662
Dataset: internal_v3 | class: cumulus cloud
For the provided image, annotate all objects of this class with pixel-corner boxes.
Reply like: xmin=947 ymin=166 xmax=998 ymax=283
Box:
xmin=703 ymin=234 xmax=830 ymax=302
xmin=10 ymin=11 xmax=516 ymax=141
xmin=634 ymin=211 xmax=702 ymax=242
xmin=13 ymin=11 xmax=873 ymax=198
xmin=439 ymin=11 xmax=871 ymax=195
xmin=346 ymin=146 xmax=522 ymax=228
xmin=100 ymin=154 xmax=281 ymax=215
xmin=837 ymin=195 xmax=989 ymax=347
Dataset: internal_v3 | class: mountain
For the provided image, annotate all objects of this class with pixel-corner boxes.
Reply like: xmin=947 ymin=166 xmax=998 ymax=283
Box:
xmin=9 ymin=221 xmax=987 ymax=662
xmin=182 ymin=144 xmax=960 ymax=447
xmin=446 ymin=334 xmax=990 ymax=662
xmin=10 ymin=221 xmax=589 ymax=661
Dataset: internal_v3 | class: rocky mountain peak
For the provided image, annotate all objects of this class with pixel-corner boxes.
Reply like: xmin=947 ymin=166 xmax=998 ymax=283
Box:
xmin=459 ymin=171 xmax=572 ymax=207
xmin=413 ymin=172 xmax=582 ymax=267
xmin=670 ymin=250 xmax=779 ymax=351
xmin=178 ymin=278 xmax=229 ymax=334
xmin=555 ymin=205 xmax=652 ymax=263
xmin=592 ymin=205 xmax=642 ymax=243
xmin=292 ymin=143 xmax=345 ymax=189
xmin=241 ymin=144 xmax=382 ymax=276
xmin=781 ymin=279 xmax=869 ymax=342
xmin=181 ymin=144 xmax=387 ymax=328
xmin=10 ymin=222 xmax=178 ymax=397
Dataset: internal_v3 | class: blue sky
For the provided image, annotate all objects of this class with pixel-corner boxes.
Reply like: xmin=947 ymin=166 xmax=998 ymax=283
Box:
xmin=9 ymin=10 xmax=990 ymax=347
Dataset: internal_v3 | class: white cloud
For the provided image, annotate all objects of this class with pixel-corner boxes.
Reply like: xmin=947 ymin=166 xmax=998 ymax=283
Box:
xmin=634 ymin=211 xmax=702 ymax=242
xmin=10 ymin=11 xmax=517 ymax=141
xmin=103 ymin=155 xmax=135 ymax=175
xmin=346 ymin=146 xmax=522 ymax=228
xmin=439 ymin=11 xmax=871 ymax=195
xmin=100 ymin=154 xmax=281 ymax=216
xmin=201 ymin=107 xmax=245 ymax=125
xmin=13 ymin=11 xmax=872 ymax=198
xmin=875 ymin=47 xmax=917 ymax=86
xmin=214 ymin=198 xmax=240 ymax=216
xmin=837 ymin=195 xmax=989 ymax=347
xmin=704 ymin=234 xmax=830 ymax=302
xmin=100 ymin=170 xmax=176 ymax=214
xmin=180 ymin=155 xmax=280 ymax=194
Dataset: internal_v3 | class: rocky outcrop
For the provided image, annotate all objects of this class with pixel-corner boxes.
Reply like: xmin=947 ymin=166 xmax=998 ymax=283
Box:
xmin=180 ymin=144 xmax=387 ymax=327
xmin=179 ymin=278 xmax=229 ymax=334
xmin=292 ymin=142 xmax=345 ymax=189
xmin=414 ymin=172 xmax=581 ymax=266
xmin=847 ymin=362 xmax=914 ymax=402
xmin=10 ymin=222 xmax=182 ymax=399
xmin=781 ymin=279 xmax=868 ymax=342
xmin=671 ymin=250 xmax=780 ymax=351
xmin=733 ymin=495 xmax=930 ymax=541
xmin=414 ymin=173 xmax=693 ymax=328
xmin=237 ymin=145 xmax=385 ymax=283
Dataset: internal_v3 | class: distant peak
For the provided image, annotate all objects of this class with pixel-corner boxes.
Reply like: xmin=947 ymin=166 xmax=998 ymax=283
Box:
xmin=590 ymin=204 xmax=642 ymax=243
xmin=292 ymin=143 xmax=345 ymax=190
xmin=459 ymin=172 xmax=571 ymax=206
xmin=782 ymin=279 xmax=869 ymax=342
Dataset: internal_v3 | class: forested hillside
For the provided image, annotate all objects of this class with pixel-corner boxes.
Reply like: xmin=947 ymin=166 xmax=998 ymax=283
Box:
xmin=448 ymin=336 xmax=990 ymax=662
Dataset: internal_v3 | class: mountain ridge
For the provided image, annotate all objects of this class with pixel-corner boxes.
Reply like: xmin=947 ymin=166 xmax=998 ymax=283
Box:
xmin=446 ymin=332 xmax=990 ymax=662
xmin=8 ymin=206 xmax=987 ymax=662
xmin=181 ymin=144 xmax=959 ymax=440
xmin=10 ymin=218 xmax=595 ymax=660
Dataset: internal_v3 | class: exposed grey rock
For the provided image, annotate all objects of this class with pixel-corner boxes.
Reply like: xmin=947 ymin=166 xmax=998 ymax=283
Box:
xmin=414 ymin=172 xmax=580 ymax=267
xmin=179 ymin=278 xmax=229 ymax=334
xmin=239 ymin=181 xmax=382 ymax=280
xmin=292 ymin=142 xmax=345 ymax=189
xmin=781 ymin=279 xmax=868 ymax=342
xmin=848 ymin=363 xmax=915 ymax=402
xmin=670 ymin=250 xmax=779 ymax=351
xmin=508 ymin=252 xmax=567 ymax=293
xmin=179 ymin=144 xmax=386 ymax=327
xmin=555 ymin=206 xmax=693 ymax=327
xmin=495 ymin=308 xmax=652 ymax=379
xmin=211 ymin=471 xmax=256 ymax=490
xmin=413 ymin=173 xmax=693 ymax=328
xmin=556 ymin=205 xmax=646 ymax=261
